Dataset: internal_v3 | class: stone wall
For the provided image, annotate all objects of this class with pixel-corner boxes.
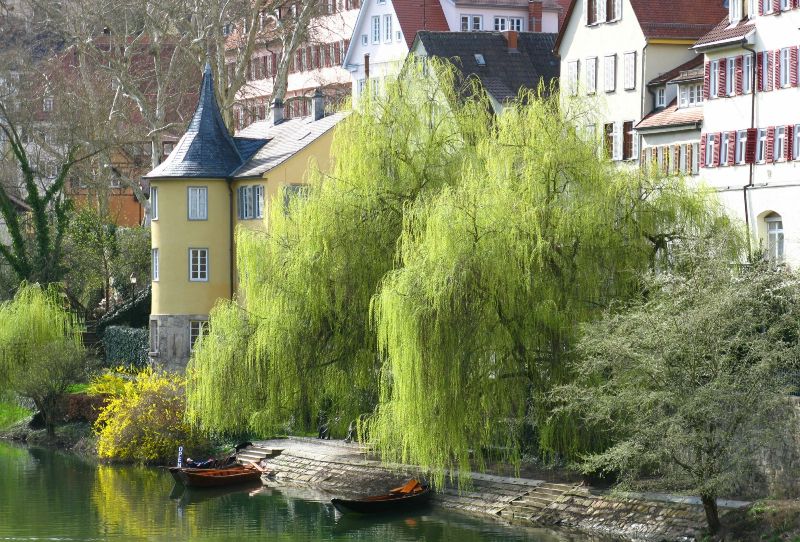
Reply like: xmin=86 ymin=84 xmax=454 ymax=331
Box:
xmin=761 ymin=397 xmax=800 ymax=498
xmin=148 ymin=314 xmax=207 ymax=371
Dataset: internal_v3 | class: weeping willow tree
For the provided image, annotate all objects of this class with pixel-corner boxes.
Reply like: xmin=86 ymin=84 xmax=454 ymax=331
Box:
xmin=0 ymin=283 xmax=85 ymax=436
xmin=186 ymin=62 xmax=494 ymax=435
xmin=368 ymin=93 xmax=741 ymax=483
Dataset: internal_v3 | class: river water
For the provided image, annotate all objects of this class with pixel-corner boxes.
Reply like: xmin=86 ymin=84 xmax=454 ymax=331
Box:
xmin=0 ymin=442 xmax=590 ymax=541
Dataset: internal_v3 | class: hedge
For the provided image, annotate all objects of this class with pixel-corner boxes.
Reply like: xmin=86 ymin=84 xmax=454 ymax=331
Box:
xmin=104 ymin=326 xmax=149 ymax=368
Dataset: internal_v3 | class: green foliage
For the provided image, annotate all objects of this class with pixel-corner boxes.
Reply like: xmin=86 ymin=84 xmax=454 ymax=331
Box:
xmin=0 ymin=283 xmax=86 ymax=436
xmin=555 ymin=254 xmax=800 ymax=531
xmin=0 ymin=398 xmax=31 ymax=430
xmin=103 ymin=326 xmax=149 ymax=368
xmin=96 ymin=286 xmax=151 ymax=334
xmin=94 ymin=368 xmax=207 ymax=463
xmin=187 ymin=62 xmax=492 ymax=436
xmin=187 ymin=62 xmax=739 ymax=483
xmin=110 ymin=226 xmax=151 ymax=300
xmin=63 ymin=206 xmax=118 ymax=313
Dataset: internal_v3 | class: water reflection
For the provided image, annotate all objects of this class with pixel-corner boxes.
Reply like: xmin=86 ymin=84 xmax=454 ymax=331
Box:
xmin=0 ymin=442 xmax=596 ymax=541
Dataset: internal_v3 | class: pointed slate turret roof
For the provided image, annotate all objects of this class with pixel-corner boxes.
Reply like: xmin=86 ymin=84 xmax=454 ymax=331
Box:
xmin=145 ymin=64 xmax=260 ymax=179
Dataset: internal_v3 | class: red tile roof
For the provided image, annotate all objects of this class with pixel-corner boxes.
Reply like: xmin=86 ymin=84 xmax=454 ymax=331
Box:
xmin=647 ymin=56 xmax=703 ymax=86
xmin=636 ymin=98 xmax=703 ymax=130
xmin=394 ymin=0 xmax=450 ymax=49
xmin=693 ymin=17 xmax=756 ymax=49
xmin=555 ymin=0 xmax=729 ymax=53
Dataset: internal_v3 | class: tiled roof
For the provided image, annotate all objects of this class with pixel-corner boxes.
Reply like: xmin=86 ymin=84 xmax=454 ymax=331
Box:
xmin=693 ymin=17 xmax=756 ymax=49
xmin=415 ymin=31 xmax=559 ymax=104
xmin=555 ymin=0 xmax=728 ymax=52
xmin=648 ymin=56 xmax=703 ymax=86
xmin=636 ymin=98 xmax=703 ymax=130
xmin=394 ymin=0 xmax=450 ymax=49
xmin=144 ymin=64 xmax=266 ymax=179
xmin=232 ymin=111 xmax=349 ymax=178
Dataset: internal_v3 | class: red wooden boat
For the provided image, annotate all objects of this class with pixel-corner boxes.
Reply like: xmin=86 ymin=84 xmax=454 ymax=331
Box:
xmin=168 ymin=465 xmax=262 ymax=488
xmin=331 ymin=479 xmax=432 ymax=514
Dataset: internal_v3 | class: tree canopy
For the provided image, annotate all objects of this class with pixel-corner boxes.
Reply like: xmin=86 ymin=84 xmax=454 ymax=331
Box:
xmin=186 ymin=63 xmax=739 ymax=483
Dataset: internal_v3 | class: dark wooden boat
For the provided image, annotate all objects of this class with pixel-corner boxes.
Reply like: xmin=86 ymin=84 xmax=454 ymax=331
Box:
xmin=331 ymin=480 xmax=432 ymax=514
xmin=168 ymin=465 xmax=262 ymax=488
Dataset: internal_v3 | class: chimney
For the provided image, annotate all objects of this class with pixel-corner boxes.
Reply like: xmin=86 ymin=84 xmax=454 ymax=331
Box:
xmin=311 ymin=88 xmax=325 ymax=121
xmin=528 ymin=0 xmax=543 ymax=32
xmin=504 ymin=30 xmax=518 ymax=51
xmin=270 ymin=98 xmax=284 ymax=125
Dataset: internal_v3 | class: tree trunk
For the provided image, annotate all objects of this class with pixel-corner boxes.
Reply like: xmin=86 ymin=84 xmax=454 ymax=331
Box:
xmin=700 ymin=493 xmax=721 ymax=534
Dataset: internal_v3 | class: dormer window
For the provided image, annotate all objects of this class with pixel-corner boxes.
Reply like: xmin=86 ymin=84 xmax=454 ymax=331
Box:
xmin=730 ymin=0 xmax=742 ymax=22
xmin=655 ymin=87 xmax=666 ymax=108
xmin=678 ymin=83 xmax=703 ymax=108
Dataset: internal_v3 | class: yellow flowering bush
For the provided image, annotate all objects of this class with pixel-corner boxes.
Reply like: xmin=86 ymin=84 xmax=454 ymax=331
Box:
xmin=93 ymin=368 xmax=208 ymax=463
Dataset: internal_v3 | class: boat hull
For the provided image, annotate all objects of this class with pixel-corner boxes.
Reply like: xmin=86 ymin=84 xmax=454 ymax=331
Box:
xmin=168 ymin=466 xmax=262 ymax=488
xmin=331 ymin=487 xmax=432 ymax=514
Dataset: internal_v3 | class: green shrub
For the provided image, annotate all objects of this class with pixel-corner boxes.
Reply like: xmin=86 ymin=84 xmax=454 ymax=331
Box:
xmin=93 ymin=368 xmax=208 ymax=463
xmin=0 ymin=399 xmax=31 ymax=430
xmin=103 ymin=326 xmax=148 ymax=368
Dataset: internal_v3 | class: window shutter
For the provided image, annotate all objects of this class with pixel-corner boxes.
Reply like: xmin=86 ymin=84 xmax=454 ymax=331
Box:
xmin=598 ymin=0 xmax=607 ymax=23
xmin=237 ymin=187 xmax=244 ymax=219
xmin=727 ymin=132 xmax=736 ymax=165
xmin=791 ymin=47 xmax=799 ymax=86
xmin=735 ymin=56 xmax=743 ymax=94
xmin=719 ymin=58 xmax=727 ymax=96
xmin=759 ymin=0 xmax=765 ymax=14
xmin=614 ymin=0 xmax=622 ymax=19
xmin=766 ymin=126 xmax=775 ymax=161
xmin=704 ymin=62 xmax=711 ymax=99
xmin=632 ymin=129 xmax=639 ymax=162
xmin=612 ymin=122 xmax=622 ymax=160
xmin=773 ymin=0 xmax=781 ymax=12
xmin=770 ymin=50 xmax=778 ymax=90
xmin=583 ymin=0 xmax=589 ymax=23
xmin=673 ymin=146 xmax=680 ymax=175
xmin=786 ymin=125 xmax=794 ymax=160
xmin=699 ymin=134 xmax=707 ymax=168
xmin=713 ymin=133 xmax=722 ymax=166
xmin=745 ymin=128 xmax=758 ymax=163
xmin=756 ymin=53 xmax=763 ymax=91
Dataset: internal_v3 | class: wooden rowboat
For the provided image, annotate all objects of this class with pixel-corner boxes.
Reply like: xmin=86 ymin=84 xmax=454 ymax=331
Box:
xmin=331 ymin=479 xmax=432 ymax=514
xmin=168 ymin=465 xmax=262 ymax=488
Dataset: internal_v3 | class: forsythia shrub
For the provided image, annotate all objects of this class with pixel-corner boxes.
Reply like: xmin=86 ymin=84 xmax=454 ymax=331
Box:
xmin=93 ymin=368 xmax=207 ymax=463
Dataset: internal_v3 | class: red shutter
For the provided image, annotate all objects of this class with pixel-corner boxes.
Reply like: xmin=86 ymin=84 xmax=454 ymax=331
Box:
xmin=719 ymin=58 xmax=727 ymax=96
xmin=728 ymin=132 xmax=736 ymax=165
xmin=792 ymin=47 xmax=799 ymax=86
xmin=735 ymin=56 xmax=743 ymax=94
xmin=713 ymin=133 xmax=722 ymax=166
xmin=786 ymin=125 xmax=794 ymax=160
xmin=766 ymin=126 xmax=775 ymax=162
xmin=745 ymin=128 xmax=758 ymax=163
xmin=700 ymin=134 xmax=707 ymax=168
xmin=770 ymin=50 xmax=778 ymax=91
xmin=773 ymin=0 xmax=781 ymax=11
xmin=704 ymin=61 xmax=711 ymax=99
xmin=756 ymin=53 xmax=763 ymax=91
xmin=760 ymin=0 xmax=765 ymax=14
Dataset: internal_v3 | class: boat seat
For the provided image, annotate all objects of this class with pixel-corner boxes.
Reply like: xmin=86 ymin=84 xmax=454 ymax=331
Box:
xmin=390 ymin=479 xmax=421 ymax=494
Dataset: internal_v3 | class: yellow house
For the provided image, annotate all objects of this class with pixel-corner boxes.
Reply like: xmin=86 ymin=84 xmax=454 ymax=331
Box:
xmin=144 ymin=64 xmax=346 ymax=370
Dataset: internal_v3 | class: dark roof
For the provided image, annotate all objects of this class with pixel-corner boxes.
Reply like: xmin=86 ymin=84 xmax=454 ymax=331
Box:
xmin=555 ymin=0 xmax=728 ymax=53
xmin=415 ymin=31 xmax=559 ymax=104
xmin=648 ymin=56 xmax=704 ymax=86
xmin=693 ymin=17 xmax=756 ymax=49
xmin=394 ymin=0 xmax=450 ymax=49
xmin=144 ymin=64 xmax=266 ymax=179
xmin=636 ymin=98 xmax=703 ymax=131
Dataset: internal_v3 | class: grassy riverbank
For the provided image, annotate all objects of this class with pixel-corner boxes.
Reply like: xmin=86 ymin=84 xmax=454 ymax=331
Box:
xmin=718 ymin=500 xmax=800 ymax=541
xmin=0 ymin=401 xmax=31 ymax=431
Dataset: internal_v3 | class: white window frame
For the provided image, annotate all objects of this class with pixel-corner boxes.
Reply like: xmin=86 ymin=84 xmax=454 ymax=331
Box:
xmin=691 ymin=142 xmax=700 ymax=174
xmin=189 ymin=248 xmax=209 ymax=282
xmin=720 ymin=132 xmax=730 ymax=165
xmin=794 ymin=125 xmax=800 ymax=160
xmin=494 ymin=16 xmax=507 ymax=31
xmin=623 ymin=52 xmax=636 ymax=90
xmin=710 ymin=59 xmax=719 ymax=98
xmin=152 ymin=248 xmax=159 ymax=281
xmin=765 ymin=0 xmax=775 ymax=13
xmin=188 ymin=186 xmax=208 ymax=220
xmin=509 ymin=17 xmax=523 ymax=31
xmin=726 ymin=57 xmax=736 ymax=95
xmin=361 ymin=34 xmax=367 ymax=46
xmin=461 ymin=14 xmax=482 ymax=31
xmin=781 ymin=0 xmax=791 ymax=10
xmin=43 ymin=97 xmax=53 ymax=112
xmin=742 ymin=54 xmax=753 ymax=94
xmin=730 ymin=0 xmax=742 ymax=22
xmin=567 ymin=60 xmax=579 ymax=96
xmin=756 ymin=128 xmax=767 ymax=163
xmin=735 ymin=130 xmax=747 ymax=164
xmin=255 ymin=185 xmax=264 ymax=218
xmin=775 ymin=126 xmax=786 ymax=161
xmin=383 ymin=14 xmax=392 ymax=43
xmin=766 ymin=214 xmax=784 ymax=262
xmin=706 ymin=133 xmax=716 ymax=166
xmin=189 ymin=320 xmax=209 ymax=352
xmin=371 ymin=15 xmax=380 ymax=44
xmin=150 ymin=186 xmax=158 ymax=220
xmin=604 ymin=54 xmax=616 ymax=92
xmin=780 ymin=48 xmax=791 ymax=88
xmin=657 ymin=87 xmax=666 ymax=107
xmin=586 ymin=57 xmax=597 ymax=94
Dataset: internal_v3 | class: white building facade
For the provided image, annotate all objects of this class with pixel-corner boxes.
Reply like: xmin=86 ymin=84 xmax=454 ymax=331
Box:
xmin=556 ymin=0 xmax=727 ymax=163
xmin=695 ymin=0 xmax=800 ymax=265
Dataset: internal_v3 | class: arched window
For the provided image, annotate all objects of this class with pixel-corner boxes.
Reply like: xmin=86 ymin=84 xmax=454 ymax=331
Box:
xmin=765 ymin=212 xmax=784 ymax=262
